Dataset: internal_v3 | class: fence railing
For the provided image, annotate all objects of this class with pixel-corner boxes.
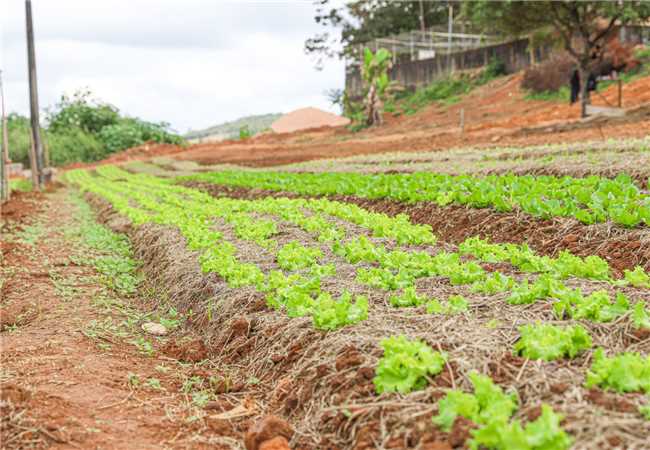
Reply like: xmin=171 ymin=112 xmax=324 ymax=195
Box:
xmin=345 ymin=38 xmax=550 ymax=98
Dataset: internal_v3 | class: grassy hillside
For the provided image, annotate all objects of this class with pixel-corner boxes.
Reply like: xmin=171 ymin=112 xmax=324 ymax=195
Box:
xmin=185 ymin=113 xmax=282 ymax=141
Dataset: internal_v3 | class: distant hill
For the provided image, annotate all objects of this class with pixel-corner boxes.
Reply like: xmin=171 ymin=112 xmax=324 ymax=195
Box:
xmin=184 ymin=113 xmax=282 ymax=141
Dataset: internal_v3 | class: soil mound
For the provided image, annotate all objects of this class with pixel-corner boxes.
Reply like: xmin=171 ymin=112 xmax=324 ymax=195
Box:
xmin=270 ymin=107 xmax=350 ymax=134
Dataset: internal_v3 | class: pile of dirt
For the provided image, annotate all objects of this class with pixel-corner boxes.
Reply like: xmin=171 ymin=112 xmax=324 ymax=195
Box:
xmin=270 ymin=107 xmax=350 ymax=134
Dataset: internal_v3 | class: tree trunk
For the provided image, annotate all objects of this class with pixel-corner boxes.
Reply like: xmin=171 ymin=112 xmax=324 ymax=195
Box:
xmin=579 ymin=66 xmax=590 ymax=119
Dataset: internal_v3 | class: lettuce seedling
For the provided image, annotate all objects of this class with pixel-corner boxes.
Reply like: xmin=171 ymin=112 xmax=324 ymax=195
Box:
xmin=514 ymin=323 xmax=592 ymax=361
xmin=373 ymin=335 xmax=446 ymax=394
xmin=426 ymin=295 xmax=469 ymax=315
xmin=586 ymin=348 xmax=650 ymax=394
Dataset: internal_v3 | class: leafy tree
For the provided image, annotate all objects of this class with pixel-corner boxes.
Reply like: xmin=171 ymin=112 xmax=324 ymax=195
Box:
xmin=463 ymin=1 xmax=650 ymax=117
xmin=305 ymin=0 xmax=451 ymax=67
xmin=4 ymin=90 xmax=184 ymax=167
xmin=46 ymin=89 xmax=119 ymax=134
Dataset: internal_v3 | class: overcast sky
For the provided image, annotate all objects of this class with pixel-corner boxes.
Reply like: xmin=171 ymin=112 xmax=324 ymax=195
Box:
xmin=0 ymin=0 xmax=345 ymax=133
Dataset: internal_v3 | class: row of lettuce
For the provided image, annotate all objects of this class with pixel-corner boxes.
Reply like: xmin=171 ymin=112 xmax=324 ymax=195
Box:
xmin=65 ymin=167 xmax=650 ymax=449
xmin=183 ymin=170 xmax=650 ymax=227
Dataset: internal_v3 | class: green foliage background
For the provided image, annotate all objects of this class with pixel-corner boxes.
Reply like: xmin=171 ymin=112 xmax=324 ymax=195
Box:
xmin=2 ymin=90 xmax=184 ymax=167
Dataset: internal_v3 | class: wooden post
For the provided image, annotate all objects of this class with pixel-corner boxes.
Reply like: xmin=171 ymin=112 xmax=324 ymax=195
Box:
xmin=25 ymin=0 xmax=45 ymax=190
xmin=617 ymin=79 xmax=622 ymax=108
xmin=29 ymin=131 xmax=38 ymax=190
xmin=0 ymin=71 xmax=9 ymax=202
xmin=459 ymin=108 xmax=465 ymax=134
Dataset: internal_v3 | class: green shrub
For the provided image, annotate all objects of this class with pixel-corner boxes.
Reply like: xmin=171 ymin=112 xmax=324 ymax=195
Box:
xmin=239 ymin=125 xmax=252 ymax=140
xmin=46 ymin=127 xmax=106 ymax=166
xmin=3 ymin=114 xmax=32 ymax=167
xmin=97 ymin=118 xmax=183 ymax=154
xmin=46 ymin=89 xmax=119 ymax=134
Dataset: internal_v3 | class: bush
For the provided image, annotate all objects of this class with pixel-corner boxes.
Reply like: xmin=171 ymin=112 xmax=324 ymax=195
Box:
xmin=521 ymin=53 xmax=575 ymax=93
xmin=239 ymin=125 xmax=252 ymax=140
xmin=3 ymin=114 xmax=32 ymax=167
xmin=3 ymin=91 xmax=185 ymax=167
xmin=46 ymin=127 xmax=106 ymax=166
xmin=97 ymin=118 xmax=182 ymax=154
xmin=482 ymin=57 xmax=507 ymax=80
xmin=46 ymin=90 xmax=119 ymax=134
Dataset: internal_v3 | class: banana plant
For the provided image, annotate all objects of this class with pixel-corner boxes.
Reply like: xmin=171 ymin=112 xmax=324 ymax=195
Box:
xmin=361 ymin=47 xmax=392 ymax=126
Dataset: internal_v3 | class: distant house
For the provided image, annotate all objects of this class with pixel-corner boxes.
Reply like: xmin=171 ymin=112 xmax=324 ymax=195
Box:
xmin=270 ymin=107 xmax=350 ymax=134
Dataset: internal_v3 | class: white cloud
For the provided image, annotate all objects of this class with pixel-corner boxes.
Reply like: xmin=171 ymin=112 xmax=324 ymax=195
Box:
xmin=0 ymin=0 xmax=345 ymax=132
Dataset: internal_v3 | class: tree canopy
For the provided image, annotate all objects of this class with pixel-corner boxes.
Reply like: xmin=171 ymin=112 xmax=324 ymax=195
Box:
xmin=463 ymin=1 xmax=650 ymax=116
xmin=305 ymin=0 xmax=452 ymax=67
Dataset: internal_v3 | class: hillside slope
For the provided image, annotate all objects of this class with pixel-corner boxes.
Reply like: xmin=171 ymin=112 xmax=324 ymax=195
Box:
xmin=80 ymin=71 xmax=650 ymax=168
xmin=184 ymin=112 xmax=281 ymax=141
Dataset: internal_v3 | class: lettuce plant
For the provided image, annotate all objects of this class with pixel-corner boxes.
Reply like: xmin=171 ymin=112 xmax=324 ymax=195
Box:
xmin=514 ymin=323 xmax=592 ymax=361
xmin=426 ymin=295 xmax=469 ymax=315
xmin=373 ymin=335 xmax=446 ymax=394
xmin=433 ymin=373 xmax=571 ymax=450
xmin=277 ymin=241 xmax=323 ymax=271
xmin=311 ymin=292 xmax=368 ymax=330
xmin=586 ymin=348 xmax=650 ymax=394
xmin=389 ymin=286 xmax=426 ymax=307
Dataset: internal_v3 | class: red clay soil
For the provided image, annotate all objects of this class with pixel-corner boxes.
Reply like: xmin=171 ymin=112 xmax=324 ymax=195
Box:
xmin=185 ymin=182 xmax=650 ymax=276
xmin=1 ymin=191 xmax=43 ymax=223
xmin=71 ymin=72 xmax=650 ymax=170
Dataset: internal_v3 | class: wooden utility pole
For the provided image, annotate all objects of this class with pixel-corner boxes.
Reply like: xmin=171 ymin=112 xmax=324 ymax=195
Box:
xmin=447 ymin=3 xmax=454 ymax=73
xmin=0 ymin=71 xmax=9 ymax=202
xmin=418 ymin=0 xmax=426 ymax=34
xmin=25 ymin=0 xmax=45 ymax=190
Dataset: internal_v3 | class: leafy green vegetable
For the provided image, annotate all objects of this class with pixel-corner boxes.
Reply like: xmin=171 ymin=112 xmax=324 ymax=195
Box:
xmin=586 ymin=348 xmax=650 ymax=394
xmin=311 ymin=292 xmax=368 ymax=330
xmin=552 ymin=289 xmax=631 ymax=323
xmin=471 ymin=272 xmax=514 ymax=295
xmin=623 ymin=266 xmax=650 ymax=288
xmin=514 ymin=323 xmax=592 ymax=361
xmin=640 ymin=402 xmax=650 ymax=420
xmin=632 ymin=302 xmax=650 ymax=330
xmin=277 ymin=241 xmax=322 ymax=271
xmin=389 ymin=286 xmax=426 ymax=307
xmin=183 ymin=170 xmax=650 ymax=228
xmin=373 ymin=335 xmax=446 ymax=394
xmin=426 ymin=295 xmax=469 ymax=315
xmin=433 ymin=373 xmax=571 ymax=450
xmin=471 ymin=404 xmax=572 ymax=450
xmin=433 ymin=373 xmax=518 ymax=431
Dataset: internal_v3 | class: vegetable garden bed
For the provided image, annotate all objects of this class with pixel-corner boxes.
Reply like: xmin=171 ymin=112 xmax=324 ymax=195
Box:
xmin=65 ymin=166 xmax=650 ymax=449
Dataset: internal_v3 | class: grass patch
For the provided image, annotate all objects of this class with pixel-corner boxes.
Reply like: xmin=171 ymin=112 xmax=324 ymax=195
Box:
xmin=68 ymin=194 xmax=141 ymax=296
xmin=525 ymin=86 xmax=571 ymax=102
xmin=388 ymin=58 xmax=507 ymax=115
xmin=9 ymin=178 xmax=32 ymax=193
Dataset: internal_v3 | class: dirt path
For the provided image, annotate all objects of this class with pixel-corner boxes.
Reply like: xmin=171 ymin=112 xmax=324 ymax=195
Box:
xmin=0 ymin=189 xmax=261 ymax=450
